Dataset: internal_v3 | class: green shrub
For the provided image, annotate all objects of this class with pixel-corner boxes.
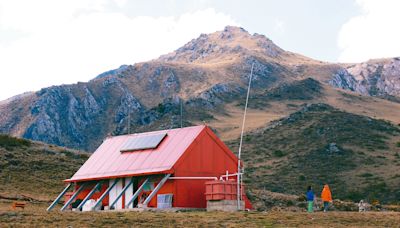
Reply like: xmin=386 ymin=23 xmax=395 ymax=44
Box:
xmin=345 ymin=190 xmax=364 ymax=202
xmin=359 ymin=173 xmax=373 ymax=178
xmin=272 ymin=150 xmax=286 ymax=157
xmin=286 ymin=200 xmax=295 ymax=206
xmin=396 ymin=141 xmax=400 ymax=147
xmin=156 ymin=103 xmax=165 ymax=114
xmin=0 ymin=134 xmax=31 ymax=149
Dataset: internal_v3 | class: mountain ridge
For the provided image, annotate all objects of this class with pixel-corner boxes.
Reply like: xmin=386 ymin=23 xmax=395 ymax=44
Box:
xmin=1 ymin=26 xmax=400 ymax=151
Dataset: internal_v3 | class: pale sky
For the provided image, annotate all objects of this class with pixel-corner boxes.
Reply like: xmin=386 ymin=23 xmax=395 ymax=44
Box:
xmin=0 ymin=0 xmax=399 ymax=100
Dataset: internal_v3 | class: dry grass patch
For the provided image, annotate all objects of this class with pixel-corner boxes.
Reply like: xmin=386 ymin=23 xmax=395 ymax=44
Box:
xmin=1 ymin=201 xmax=400 ymax=227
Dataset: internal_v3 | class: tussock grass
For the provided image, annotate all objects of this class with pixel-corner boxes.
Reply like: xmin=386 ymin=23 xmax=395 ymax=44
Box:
xmin=0 ymin=136 xmax=88 ymax=201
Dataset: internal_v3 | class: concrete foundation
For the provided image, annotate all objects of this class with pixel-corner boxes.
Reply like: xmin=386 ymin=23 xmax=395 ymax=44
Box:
xmin=206 ymin=200 xmax=244 ymax=212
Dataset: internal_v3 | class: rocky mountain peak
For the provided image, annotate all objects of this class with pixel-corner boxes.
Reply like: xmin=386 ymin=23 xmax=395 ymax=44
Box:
xmin=158 ymin=25 xmax=284 ymax=63
xmin=218 ymin=25 xmax=251 ymax=40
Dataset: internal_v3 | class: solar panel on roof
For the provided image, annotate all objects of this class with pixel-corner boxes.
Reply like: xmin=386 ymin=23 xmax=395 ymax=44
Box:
xmin=120 ymin=133 xmax=167 ymax=152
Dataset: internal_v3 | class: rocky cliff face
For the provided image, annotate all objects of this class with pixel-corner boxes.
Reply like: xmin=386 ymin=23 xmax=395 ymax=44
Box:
xmin=330 ymin=58 xmax=400 ymax=98
xmin=20 ymin=78 xmax=144 ymax=150
xmin=1 ymin=26 xmax=400 ymax=151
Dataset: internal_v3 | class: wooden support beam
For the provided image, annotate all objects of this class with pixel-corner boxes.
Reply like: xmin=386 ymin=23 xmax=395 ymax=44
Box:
xmin=92 ymin=178 xmax=119 ymax=211
xmin=47 ymin=183 xmax=72 ymax=211
xmin=60 ymin=183 xmax=87 ymax=211
xmin=110 ymin=177 xmax=134 ymax=209
xmin=142 ymin=174 xmax=171 ymax=207
xmin=77 ymin=181 xmax=103 ymax=210
xmin=125 ymin=178 xmax=149 ymax=208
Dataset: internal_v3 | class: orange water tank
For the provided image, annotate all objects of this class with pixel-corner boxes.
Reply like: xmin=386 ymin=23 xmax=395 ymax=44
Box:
xmin=205 ymin=180 xmax=245 ymax=201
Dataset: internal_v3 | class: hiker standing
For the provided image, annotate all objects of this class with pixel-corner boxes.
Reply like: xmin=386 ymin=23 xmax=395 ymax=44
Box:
xmin=321 ymin=184 xmax=332 ymax=212
xmin=306 ymin=186 xmax=315 ymax=212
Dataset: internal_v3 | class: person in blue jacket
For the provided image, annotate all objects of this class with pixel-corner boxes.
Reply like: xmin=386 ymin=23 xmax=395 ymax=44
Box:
xmin=306 ymin=185 xmax=315 ymax=212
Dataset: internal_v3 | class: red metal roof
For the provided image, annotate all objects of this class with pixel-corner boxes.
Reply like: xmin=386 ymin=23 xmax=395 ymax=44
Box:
xmin=66 ymin=125 xmax=205 ymax=182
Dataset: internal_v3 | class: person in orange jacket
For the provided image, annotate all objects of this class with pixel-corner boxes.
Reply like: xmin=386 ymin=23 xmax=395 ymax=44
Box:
xmin=321 ymin=184 xmax=332 ymax=212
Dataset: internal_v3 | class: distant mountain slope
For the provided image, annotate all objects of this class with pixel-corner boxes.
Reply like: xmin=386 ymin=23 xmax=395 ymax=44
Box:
xmin=0 ymin=135 xmax=88 ymax=201
xmin=330 ymin=58 xmax=400 ymax=99
xmin=227 ymin=104 xmax=400 ymax=204
xmin=0 ymin=26 xmax=400 ymax=151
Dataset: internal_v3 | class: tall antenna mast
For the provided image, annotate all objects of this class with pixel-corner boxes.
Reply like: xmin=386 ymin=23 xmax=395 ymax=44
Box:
xmin=180 ymin=98 xmax=183 ymax=128
xmin=237 ymin=63 xmax=254 ymax=210
xmin=127 ymin=103 xmax=131 ymax=134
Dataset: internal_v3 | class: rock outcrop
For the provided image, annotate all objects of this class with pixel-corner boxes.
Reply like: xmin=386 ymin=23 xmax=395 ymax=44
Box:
xmin=330 ymin=58 xmax=400 ymax=98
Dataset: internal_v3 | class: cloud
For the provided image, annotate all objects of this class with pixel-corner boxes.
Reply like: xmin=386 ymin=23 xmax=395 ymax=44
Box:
xmin=0 ymin=0 xmax=238 ymax=100
xmin=338 ymin=0 xmax=400 ymax=63
xmin=274 ymin=20 xmax=285 ymax=34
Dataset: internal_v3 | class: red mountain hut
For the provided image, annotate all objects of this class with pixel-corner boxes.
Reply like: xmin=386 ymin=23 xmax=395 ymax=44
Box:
xmin=47 ymin=125 xmax=252 ymax=211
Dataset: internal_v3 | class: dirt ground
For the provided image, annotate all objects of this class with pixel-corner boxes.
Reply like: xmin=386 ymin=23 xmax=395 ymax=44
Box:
xmin=1 ymin=201 xmax=400 ymax=227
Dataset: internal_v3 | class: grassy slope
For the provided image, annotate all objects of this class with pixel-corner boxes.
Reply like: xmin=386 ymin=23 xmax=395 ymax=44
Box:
xmin=205 ymin=79 xmax=400 ymax=143
xmin=0 ymin=135 xmax=88 ymax=201
xmin=227 ymin=104 xmax=400 ymax=207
